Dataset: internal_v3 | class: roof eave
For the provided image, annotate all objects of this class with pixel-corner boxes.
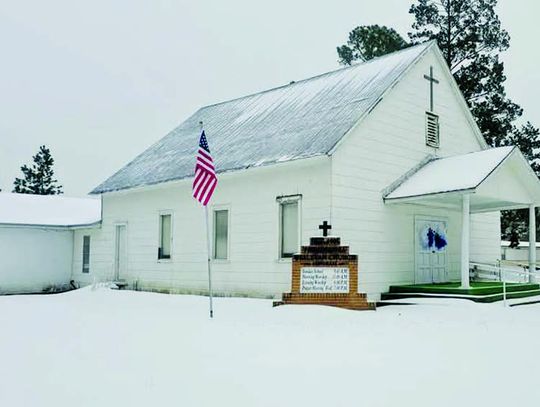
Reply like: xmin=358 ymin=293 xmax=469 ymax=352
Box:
xmin=430 ymin=45 xmax=488 ymax=150
xmin=91 ymin=153 xmax=330 ymax=196
xmin=0 ymin=220 xmax=102 ymax=230
xmin=384 ymin=187 xmax=476 ymax=203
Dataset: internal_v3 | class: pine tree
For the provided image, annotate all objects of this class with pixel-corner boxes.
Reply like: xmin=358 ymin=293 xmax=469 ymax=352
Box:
xmin=13 ymin=146 xmax=63 ymax=195
xmin=336 ymin=25 xmax=408 ymax=64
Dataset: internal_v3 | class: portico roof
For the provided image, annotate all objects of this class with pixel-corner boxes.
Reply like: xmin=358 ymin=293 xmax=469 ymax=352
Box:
xmin=384 ymin=146 xmax=540 ymax=213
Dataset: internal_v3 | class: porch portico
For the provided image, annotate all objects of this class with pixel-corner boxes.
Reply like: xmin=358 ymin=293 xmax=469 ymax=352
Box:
xmin=384 ymin=146 xmax=540 ymax=288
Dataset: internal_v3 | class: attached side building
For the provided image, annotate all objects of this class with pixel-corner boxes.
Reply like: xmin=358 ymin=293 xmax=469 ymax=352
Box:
xmin=0 ymin=193 xmax=101 ymax=294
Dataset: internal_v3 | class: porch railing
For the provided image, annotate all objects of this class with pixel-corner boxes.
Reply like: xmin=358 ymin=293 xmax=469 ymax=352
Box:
xmin=470 ymin=261 xmax=540 ymax=307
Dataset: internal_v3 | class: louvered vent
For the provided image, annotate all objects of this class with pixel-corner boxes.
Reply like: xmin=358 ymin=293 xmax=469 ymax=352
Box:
xmin=425 ymin=112 xmax=440 ymax=147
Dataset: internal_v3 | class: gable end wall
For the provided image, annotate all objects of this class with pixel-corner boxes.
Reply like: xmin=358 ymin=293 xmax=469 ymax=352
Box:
xmin=331 ymin=48 xmax=501 ymax=298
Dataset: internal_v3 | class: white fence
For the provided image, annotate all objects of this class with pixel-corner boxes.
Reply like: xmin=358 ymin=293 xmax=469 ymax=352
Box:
xmin=470 ymin=261 xmax=540 ymax=307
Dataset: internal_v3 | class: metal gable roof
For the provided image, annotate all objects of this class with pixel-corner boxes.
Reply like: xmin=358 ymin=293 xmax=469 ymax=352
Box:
xmin=92 ymin=42 xmax=433 ymax=194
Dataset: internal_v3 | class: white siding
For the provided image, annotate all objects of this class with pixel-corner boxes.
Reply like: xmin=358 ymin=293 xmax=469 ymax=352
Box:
xmin=0 ymin=226 xmax=73 ymax=294
xmin=72 ymin=158 xmax=331 ymax=297
xmin=470 ymin=212 xmax=501 ymax=263
xmin=331 ymin=48 xmax=500 ymax=299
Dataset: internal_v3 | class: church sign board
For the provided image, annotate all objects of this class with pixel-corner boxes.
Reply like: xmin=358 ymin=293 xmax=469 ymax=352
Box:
xmin=274 ymin=222 xmax=375 ymax=311
xmin=300 ymin=267 xmax=349 ymax=293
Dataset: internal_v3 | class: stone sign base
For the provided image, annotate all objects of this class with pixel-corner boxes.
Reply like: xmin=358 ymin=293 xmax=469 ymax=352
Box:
xmin=274 ymin=236 xmax=375 ymax=311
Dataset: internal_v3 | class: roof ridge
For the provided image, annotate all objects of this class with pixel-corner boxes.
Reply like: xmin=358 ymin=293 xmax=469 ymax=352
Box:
xmin=203 ymin=41 xmax=434 ymax=110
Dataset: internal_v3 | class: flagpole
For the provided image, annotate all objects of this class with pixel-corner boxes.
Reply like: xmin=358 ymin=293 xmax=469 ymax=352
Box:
xmin=199 ymin=120 xmax=214 ymax=319
xmin=204 ymin=204 xmax=214 ymax=318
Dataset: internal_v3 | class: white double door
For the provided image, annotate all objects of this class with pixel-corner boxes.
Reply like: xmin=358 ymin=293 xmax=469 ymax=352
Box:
xmin=415 ymin=217 xmax=448 ymax=284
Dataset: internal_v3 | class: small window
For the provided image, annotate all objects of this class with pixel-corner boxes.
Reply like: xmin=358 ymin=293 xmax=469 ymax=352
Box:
xmin=426 ymin=112 xmax=440 ymax=147
xmin=82 ymin=235 xmax=90 ymax=273
xmin=279 ymin=198 xmax=300 ymax=258
xmin=214 ymin=209 xmax=229 ymax=260
xmin=158 ymin=214 xmax=172 ymax=259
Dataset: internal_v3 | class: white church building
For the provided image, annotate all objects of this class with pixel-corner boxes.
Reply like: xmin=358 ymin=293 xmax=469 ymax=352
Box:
xmin=49 ymin=41 xmax=540 ymax=300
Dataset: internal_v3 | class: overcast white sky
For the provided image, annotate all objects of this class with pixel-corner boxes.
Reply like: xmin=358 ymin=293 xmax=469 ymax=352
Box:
xmin=1 ymin=0 xmax=538 ymax=196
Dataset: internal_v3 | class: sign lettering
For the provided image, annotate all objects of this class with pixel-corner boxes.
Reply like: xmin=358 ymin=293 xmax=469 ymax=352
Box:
xmin=300 ymin=267 xmax=349 ymax=293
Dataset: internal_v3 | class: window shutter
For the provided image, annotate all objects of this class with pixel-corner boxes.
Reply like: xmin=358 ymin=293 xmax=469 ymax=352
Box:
xmin=425 ymin=112 xmax=440 ymax=148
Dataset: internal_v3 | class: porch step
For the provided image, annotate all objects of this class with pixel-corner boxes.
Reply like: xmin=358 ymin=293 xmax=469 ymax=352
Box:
xmin=111 ymin=280 xmax=129 ymax=290
xmin=375 ymin=300 xmax=417 ymax=307
xmin=381 ymin=288 xmax=540 ymax=303
xmin=388 ymin=282 xmax=540 ymax=296
xmin=509 ymin=296 xmax=540 ymax=307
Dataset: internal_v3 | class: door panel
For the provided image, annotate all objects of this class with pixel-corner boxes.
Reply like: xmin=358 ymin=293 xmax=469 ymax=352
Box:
xmin=415 ymin=218 xmax=448 ymax=284
xmin=114 ymin=225 xmax=127 ymax=280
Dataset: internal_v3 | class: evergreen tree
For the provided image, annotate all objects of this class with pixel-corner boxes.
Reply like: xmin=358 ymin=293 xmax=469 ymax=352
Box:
xmin=337 ymin=25 xmax=408 ymax=64
xmin=13 ymin=146 xmax=63 ymax=195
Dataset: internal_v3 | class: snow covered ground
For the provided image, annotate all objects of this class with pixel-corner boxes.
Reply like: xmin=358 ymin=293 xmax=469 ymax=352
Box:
xmin=1 ymin=288 xmax=539 ymax=407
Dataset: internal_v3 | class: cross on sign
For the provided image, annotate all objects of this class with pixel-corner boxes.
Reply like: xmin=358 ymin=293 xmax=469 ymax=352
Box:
xmin=319 ymin=221 xmax=332 ymax=237
xmin=423 ymin=66 xmax=439 ymax=112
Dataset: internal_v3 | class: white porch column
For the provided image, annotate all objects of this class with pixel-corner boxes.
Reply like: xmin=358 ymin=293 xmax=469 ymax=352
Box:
xmin=529 ymin=205 xmax=536 ymax=283
xmin=461 ymin=194 xmax=471 ymax=289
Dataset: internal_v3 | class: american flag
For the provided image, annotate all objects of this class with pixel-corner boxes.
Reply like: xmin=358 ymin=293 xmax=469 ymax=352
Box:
xmin=192 ymin=130 xmax=217 ymax=206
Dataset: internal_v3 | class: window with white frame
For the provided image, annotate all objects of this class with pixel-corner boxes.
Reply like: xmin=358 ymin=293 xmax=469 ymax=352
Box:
xmin=278 ymin=196 xmax=301 ymax=258
xmin=158 ymin=214 xmax=172 ymax=260
xmin=82 ymin=235 xmax=90 ymax=273
xmin=213 ymin=209 xmax=229 ymax=260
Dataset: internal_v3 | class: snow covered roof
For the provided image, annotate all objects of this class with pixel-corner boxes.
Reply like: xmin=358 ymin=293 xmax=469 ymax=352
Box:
xmin=385 ymin=147 xmax=516 ymax=200
xmin=92 ymin=42 xmax=434 ymax=194
xmin=0 ymin=193 xmax=101 ymax=228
